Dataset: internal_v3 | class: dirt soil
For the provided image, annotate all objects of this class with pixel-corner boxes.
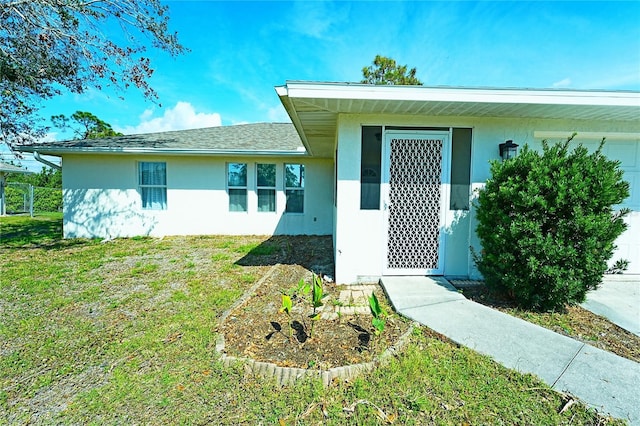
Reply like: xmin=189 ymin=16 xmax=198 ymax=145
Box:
xmin=221 ymin=235 xmax=639 ymax=369
xmin=219 ymin=236 xmax=411 ymax=370
xmin=461 ymin=284 xmax=640 ymax=363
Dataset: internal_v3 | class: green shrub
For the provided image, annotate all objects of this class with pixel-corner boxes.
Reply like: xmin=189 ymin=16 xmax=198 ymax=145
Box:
xmin=473 ymin=136 xmax=629 ymax=311
xmin=4 ymin=186 xmax=27 ymax=213
xmin=3 ymin=186 xmax=62 ymax=213
xmin=33 ymin=187 xmax=63 ymax=212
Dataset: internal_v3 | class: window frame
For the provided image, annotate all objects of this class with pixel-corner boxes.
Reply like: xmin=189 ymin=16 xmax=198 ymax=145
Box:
xmin=138 ymin=161 xmax=167 ymax=210
xmin=284 ymin=163 xmax=305 ymax=214
xmin=256 ymin=163 xmax=276 ymax=212
xmin=227 ymin=162 xmax=248 ymax=212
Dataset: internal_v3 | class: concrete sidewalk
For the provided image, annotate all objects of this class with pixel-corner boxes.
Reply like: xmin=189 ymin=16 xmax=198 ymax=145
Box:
xmin=380 ymin=276 xmax=640 ymax=425
xmin=582 ymin=276 xmax=640 ymax=336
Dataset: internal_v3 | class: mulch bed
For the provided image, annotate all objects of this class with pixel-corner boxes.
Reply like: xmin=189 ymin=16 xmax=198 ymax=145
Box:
xmin=221 ymin=236 xmax=639 ymax=368
xmin=219 ymin=263 xmax=411 ymax=370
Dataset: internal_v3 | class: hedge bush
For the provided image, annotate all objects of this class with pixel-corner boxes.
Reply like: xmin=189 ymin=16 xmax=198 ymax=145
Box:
xmin=34 ymin=187 xmax=63 ymax=212
xmin=474 ymin=137 xmax=629 ymax=311
xmin=4 ymin=186 xmax=62 ymax=213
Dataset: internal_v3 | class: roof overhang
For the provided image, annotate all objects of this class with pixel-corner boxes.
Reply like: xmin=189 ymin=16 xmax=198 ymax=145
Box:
xmin=0 ymin=163 xmax=33 ymax=175
xmin=276 ymin=81 xmax=640 ymax=158
xmin=16 ymin=146 xmax=308 ymax=157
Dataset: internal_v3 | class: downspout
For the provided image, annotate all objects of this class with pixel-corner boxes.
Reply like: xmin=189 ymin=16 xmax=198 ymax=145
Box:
xmin=34 ymin=151 xmax=62 ymax=171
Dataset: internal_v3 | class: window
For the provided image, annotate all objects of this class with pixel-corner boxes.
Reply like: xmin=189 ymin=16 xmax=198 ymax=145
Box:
xmin=139 ymin=162 xmax=167 ymax=210
xmin=285 ymin=163 xmax=304 ymax=213
xmin=257 ymin=163 xmax=276 ymax=212
xmin=360 ymin=126 xmax=382 ymax=209
xmin=227 ymin=163 xmax=247 ymax=212
xmin=450 ymin=128 xmax=472 ymax=210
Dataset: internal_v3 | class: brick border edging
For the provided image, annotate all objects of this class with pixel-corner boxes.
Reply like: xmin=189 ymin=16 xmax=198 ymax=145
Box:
xmin=215 ymin=264 xmax=417 ymax=386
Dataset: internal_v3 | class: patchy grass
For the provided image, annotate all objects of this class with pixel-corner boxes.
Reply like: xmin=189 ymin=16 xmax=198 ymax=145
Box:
xmin=0 ymin=212 xmax=63 ymax=247
xmin=0 ymin=216 xmax=624 ymax=425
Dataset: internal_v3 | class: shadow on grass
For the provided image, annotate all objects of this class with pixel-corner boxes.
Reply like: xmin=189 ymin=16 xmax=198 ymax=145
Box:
xmin=235 ymin=235 xmax=334 ymax=277
xmin=0 ymin=214 xmax=86 ymax=250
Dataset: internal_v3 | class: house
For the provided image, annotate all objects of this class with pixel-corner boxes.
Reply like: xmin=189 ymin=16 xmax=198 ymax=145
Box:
xmin=18 ymin=83 xmax=640 ymax=282
xmin=17 ymin=123 xmax=333 ymax=238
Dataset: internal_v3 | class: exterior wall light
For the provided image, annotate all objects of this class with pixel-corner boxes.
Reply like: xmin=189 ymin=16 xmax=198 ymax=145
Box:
xmin=499 ymin=140 xmax=519 ymax=161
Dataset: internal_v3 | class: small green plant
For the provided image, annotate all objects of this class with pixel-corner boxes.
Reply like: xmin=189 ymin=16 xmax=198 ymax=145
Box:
xmin=295 ymin=278 xmax=310 ymax=297
xmin=308 ymin=273 xmax=324 ymax=337
xmin=606 ymin=259 xmax=629 ymax=275
xmin=278 ymin=274 xmax=325 ymax=340
xmin=279 ymin=294 xmax=293 ymax=339
xmin=369 ymin=292 xmax=386 ymax=336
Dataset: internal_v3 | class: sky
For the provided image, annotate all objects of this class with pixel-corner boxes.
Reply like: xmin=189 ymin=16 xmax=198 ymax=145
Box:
xmin=6 ymin=0 xmax=640 ymax=170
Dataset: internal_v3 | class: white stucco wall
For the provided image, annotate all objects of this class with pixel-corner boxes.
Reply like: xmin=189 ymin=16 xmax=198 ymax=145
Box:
xmin=333 ymin=114 xmax=640 ymax=284
xmin=61 ymin=154 xmax=333 ymax=238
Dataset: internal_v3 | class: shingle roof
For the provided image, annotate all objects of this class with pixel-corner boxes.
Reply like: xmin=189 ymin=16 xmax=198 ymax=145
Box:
xmin=17 ymin=123 xmax=306 ymax=156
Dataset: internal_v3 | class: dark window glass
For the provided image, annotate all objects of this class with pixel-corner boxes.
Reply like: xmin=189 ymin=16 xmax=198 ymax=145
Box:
xmin=360 ymin=126 xmax=382 ymax=209
xmin=285 ymin=164 xmax=304 ymax=213
xmin=450 ymin=128 xmax=472 ymax=210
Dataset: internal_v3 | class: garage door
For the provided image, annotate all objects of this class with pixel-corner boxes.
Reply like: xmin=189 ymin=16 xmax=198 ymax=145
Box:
xmin=603 ymin=141 xmax=640 ymax=274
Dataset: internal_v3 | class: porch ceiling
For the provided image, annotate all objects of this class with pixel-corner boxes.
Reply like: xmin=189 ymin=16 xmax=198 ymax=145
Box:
xmin=276 ymin=82 xmax=640 ymax=158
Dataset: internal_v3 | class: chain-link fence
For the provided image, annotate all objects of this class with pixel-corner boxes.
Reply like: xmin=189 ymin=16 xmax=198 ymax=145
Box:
xmin=5 ymin=182 xmax=62 ymax=215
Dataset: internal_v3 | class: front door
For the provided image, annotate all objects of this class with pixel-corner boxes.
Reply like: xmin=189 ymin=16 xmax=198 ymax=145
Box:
xmin=382 ymin=130 xmax=450 ymax=275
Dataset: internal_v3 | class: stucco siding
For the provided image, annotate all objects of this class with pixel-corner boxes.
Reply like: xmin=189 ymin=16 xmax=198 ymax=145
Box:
xmin=62 ymin=154 xmax=333 ymax=238
xmin=334 ymin=114 xmax=640 ymax=283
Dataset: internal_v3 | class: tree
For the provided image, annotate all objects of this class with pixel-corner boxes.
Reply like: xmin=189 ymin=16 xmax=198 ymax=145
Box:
xmin=473 ymin=136 xmax=630 ymax=311
xmin=8 ymin=165 xmax=61 ymax=188
xmin=361 ymin=55 xmax=422 ymax=85
xmin=0 ymin=0 xmax=186 ymax=153
xmin=52 ymin=111 xmax=123 ymax=139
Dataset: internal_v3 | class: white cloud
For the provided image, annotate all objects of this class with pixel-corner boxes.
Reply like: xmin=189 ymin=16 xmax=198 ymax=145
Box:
xmin=117 ymin=101 xmax=222 ymax=135
xmin=40 ymin=132 xmax=58 ymax=142
xmin=552 ymin=78 xmax=572 ymax=88
xmin=289 ymin=1 xmax=350 ymax=39
xmin=267 ymin=105 xmax=290 ymax=123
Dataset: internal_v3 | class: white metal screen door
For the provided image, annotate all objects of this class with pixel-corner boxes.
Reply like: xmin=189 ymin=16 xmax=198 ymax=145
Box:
xmin=382 ymin=131 xmax=450 ymax=275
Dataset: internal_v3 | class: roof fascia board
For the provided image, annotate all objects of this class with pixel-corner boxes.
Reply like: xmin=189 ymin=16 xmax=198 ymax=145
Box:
xmin=282 ymin=81 xmax=640 ymax=107
xmin=275 ymin=86 xmax=315 ymax=156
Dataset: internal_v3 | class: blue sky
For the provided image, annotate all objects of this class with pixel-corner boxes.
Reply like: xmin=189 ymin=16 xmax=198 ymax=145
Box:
xmin=9 ymin=0 xmax=640 ymax=169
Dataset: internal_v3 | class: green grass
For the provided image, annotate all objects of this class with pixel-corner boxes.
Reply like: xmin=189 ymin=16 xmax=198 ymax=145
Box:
xmin=0 ymin=212 xmax=63 ymax=247
xmin=0 ymin=216 xmax=624 ymax=425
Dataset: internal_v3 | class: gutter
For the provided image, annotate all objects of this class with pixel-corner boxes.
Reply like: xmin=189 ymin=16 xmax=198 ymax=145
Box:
xmin=34 ymin=151 xmax=62 ymax=170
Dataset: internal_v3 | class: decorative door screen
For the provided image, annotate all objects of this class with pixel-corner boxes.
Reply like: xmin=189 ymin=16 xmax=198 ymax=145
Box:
xmin=387 ymin=137 xmax=443 ymax=270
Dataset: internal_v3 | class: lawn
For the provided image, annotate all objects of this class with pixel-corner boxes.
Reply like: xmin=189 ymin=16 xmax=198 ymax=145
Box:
xmin=0 ymin=215 xmax=624 ymax=425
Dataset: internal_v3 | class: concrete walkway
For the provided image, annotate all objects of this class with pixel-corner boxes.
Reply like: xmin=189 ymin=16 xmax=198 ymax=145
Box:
xmin=380 ymin=276 xmax=640 ymax=425
xmin=581 ymin=275 xmax=640 ymax=336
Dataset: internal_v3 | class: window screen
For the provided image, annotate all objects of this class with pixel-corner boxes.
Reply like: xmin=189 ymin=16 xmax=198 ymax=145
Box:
xmin=257 ymin=163 xmax=276 ymax=212
xmin=139 ymin=162 xmax=167 ymax=210
xmin=228 ymin=163 xmax=247 ymax=212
